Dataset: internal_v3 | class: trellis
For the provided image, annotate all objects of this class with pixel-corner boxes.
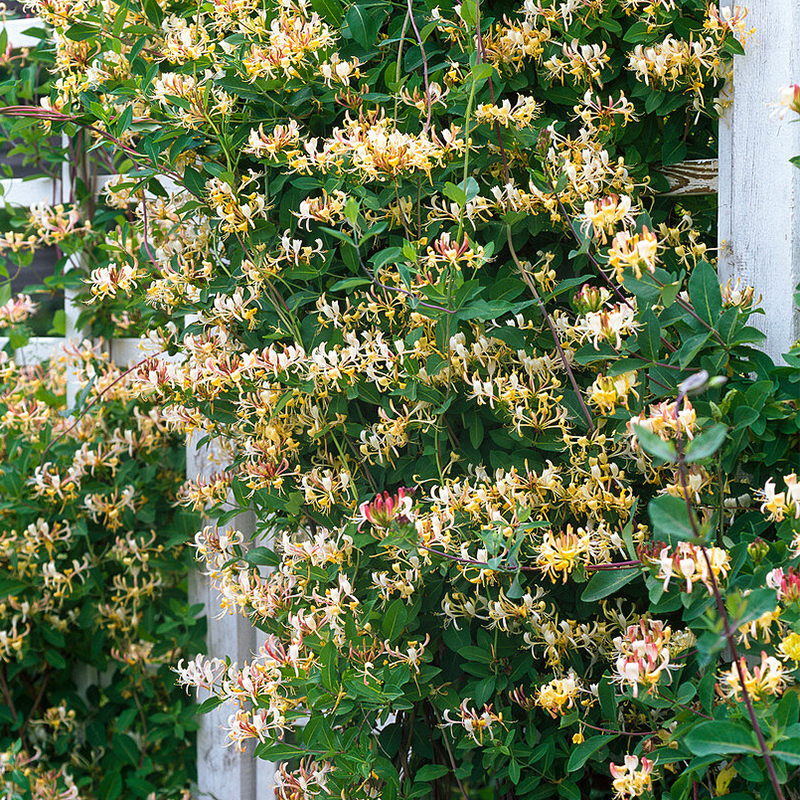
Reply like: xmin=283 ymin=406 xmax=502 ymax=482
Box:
xmin=1 ymin=3 xmax=798 ymax=798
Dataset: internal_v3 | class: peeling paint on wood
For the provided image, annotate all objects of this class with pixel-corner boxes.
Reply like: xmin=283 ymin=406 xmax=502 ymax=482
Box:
xmin=662 ymin=158 xmax=719 ymax=196
xmin=718 ymin=1 xmax=800 ymax=363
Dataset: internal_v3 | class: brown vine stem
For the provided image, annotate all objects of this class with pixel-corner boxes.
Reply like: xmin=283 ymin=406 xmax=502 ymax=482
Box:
xmin=473 ymin=1 xmax=593 ymax=432
xmin=0 ymin=664 xmax=18 ymax=724
xmin=441 ymin=725 xmax=471 ymax=800
xmin=42 ymin=351 xmax=165 ymax=459
xmin=504 ymin=226 xmax=596 ymax=432
xmin=139 ymin=190 xmax=159 ymax=266
xmin=580 ymin=720 xmax=656 ymax=737
xmin=672 ymin=387 xmax=786 ymax=800
xmin=19 ymin=671 xmax=51 ymax=740
xmin=0 ymin=107 xmax=189 ymax=196
xmin=405 ymin=0 xmax=432 ymax=132
xmin=585 ymin=560 xmax=642 ymax=571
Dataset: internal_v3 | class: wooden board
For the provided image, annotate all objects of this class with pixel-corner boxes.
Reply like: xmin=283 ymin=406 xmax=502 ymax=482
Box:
xmin=1 ymin=17 xmax=46 ymax=49
xmin=662 ymin=159 xmax=719 ymax=196
xmin=718 ymin=0 xmax=800 ymax=363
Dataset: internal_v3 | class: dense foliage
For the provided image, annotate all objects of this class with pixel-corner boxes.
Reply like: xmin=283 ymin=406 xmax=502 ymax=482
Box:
xmin=0 ymin=345 xmax=202 ymax=799
xmin=1 ymin=0 xmax=800 ymax=799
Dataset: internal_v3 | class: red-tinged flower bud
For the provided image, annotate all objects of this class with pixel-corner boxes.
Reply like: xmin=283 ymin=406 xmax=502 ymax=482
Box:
xmin=357 ymin=487 xmax=414 ymax=530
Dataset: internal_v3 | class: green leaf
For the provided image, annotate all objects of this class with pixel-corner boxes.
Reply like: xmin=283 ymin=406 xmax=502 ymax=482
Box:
xmin=684 ymin=721 xmax=758 ymax=757
xmin=459 ymin=0 xmax=477 ymax=27
xmin=685 ymin=424 xmax=727 ymax=463
xmin=566 ymin=735 xmax=616 ymax=772
xmin=309 ymin=0 xmax=343 ymax=25
xmin=345 ymin=3 xmax=382 ymax=49
xmin=415 ymin=765 xmax=449 ymax=782
xmin=304 ymin=715 xmax=338 ymax=752
xmin=98 ymin=769 xmax=123 ymax=800
xmin=245 ymin=547 xmax=280 ymax=567
xmin=330 ymin=277 xmax=372 ymax=292
xmin=633 ymin=424 xmax=677 ymax=463
xmin=598 ymin=676 xmax=618 ymax=723
xmin=733 ymin=587 xmax=780 ymax=629
xmin=45 ymin=649 xmax=67 ymax=669
xmin=661 ymin=280 xmax=681 ymax=308
xmin=112 ymin=733 xmax=140 ymax=766
xmin=773 ymin=740 xmax=800 ymax=765
xmin=581 ymin=568 xmax=640 ymax=601
xmin=688 ymin=261 xmax=722 ymax=326
xmin=443 ymin=182 xmax=467 ymax=206
xmin=637 ymin=308 xmax=661 ymax=361
xmin=731 ymin=405 xmax=759 ymax=432
xmin=320 ymin=641 xmax=338 ymax=691
xmin=381 ymin=598 xmax=407 ymax=641
xmin=776 ymin=690 xmax=800 ymax=730
xmin=676 ymin=331 xmax=711 ymax=369
xmin=64 ymin=22 xmax=100 ymax=40
xmin=648 ymin=494 xmax=696 ymax=543
xmin=181 ymin=165 xmax=206 ymax=195
xmin=253 ymin=741 xmax=307 ymax=760
xmin=196 ymin=696 xmax=224 ymax=714
xmin=50 ymin=309 xmax=66 ymax=336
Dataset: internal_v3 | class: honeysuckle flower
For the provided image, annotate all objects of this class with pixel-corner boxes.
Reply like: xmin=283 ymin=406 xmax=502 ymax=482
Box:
xmin=776 ymin=84 xmax=800 ymax=118
xmin=0 ymin=294 xmax=38 ymax=327
xmin=535 ymin=671 xmax=583 ymax=717
xmin=654 ymin=542 xmax=730 ymax=594
xmin=441 ymin=699 xmax=506 ymax=745
xmin=356 ymin=488 xmax=415 ymax=531
xmin=613 ymin=619 xmax=673 ymax=697
xmin=778 ymin=632 xmax=800 ymax=663
xmin=610 ymin=755 xmax=654 ymax=799
xmin=719 ymin=651 xmax=791 ymax=702
xmin=608 ymin=226 xmax=660 ymax=280
xmin=757 ymin=473 xmax=800 ymax=521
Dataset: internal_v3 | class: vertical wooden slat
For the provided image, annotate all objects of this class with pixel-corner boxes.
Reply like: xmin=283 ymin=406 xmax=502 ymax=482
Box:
xmin=718 ymin=0 xmax=800 ymax=362
xmin=187 ymin=434 xmax=263 ymax=800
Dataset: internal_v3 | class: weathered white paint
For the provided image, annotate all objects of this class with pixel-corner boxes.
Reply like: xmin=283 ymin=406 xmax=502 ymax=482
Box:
xmin=718 ymin=1 xmax=800 ymax=363
xmin=0 ymin=176 xmax=61 ymax=206
xmin=0 ymin=335 xmax=63 ymax=363
xmin=186 ymin=435 xmax=276 ymax=800
xmin=1 ymin=17 xmax=46 ymax=49
xmin=662 ymin=158 xmax=719 ymax=196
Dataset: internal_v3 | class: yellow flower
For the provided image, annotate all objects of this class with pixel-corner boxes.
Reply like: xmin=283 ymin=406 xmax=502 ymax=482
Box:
xmin=779 ymin=632 xmax=800 ymax=663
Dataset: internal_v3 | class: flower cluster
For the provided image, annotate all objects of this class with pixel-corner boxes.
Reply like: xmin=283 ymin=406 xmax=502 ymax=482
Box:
xmin=0 ymin=346 xmax=202 ymax=795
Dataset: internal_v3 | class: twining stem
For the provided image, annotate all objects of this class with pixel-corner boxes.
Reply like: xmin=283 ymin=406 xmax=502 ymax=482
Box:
xmin=440 ymin=725 xmax=471 ymax=800
xmin=43 ymin=351 xmax=165 ymax=459
xmin=455 ymin=74 xmax=479 ymax=244
xmin=672 ymin=389 xmax=786 ymax=800
xmin=405 ymin=0 xmax=431 ymax=132
xmin=504 ymin=225 xmax=595 ymax=432
xmin=470 ymin=1 xmax=593 ymax=432
xmin=0 ymin=664 xmax=17 ymax=724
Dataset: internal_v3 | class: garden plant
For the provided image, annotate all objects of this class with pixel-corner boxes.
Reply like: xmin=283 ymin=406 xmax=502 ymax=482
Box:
xmin=0 ymin=344 xmax=203 ymax=798
xmin=1 ymin=0 xmax=800 ymax=799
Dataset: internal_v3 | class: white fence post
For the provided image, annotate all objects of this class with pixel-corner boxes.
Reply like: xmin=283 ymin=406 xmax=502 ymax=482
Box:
xmin=186 ymin=435 xmax=275 ymax=800
xmin=718 ymin=0 xmax=800 ymax=362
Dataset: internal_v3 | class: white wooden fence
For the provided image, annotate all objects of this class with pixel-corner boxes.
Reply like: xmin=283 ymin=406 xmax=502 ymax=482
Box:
xmin=1 ymin=4 xmax=798 ymax=798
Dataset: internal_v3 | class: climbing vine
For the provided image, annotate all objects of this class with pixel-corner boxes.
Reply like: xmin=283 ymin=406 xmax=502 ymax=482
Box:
xmin=1 ymin=0 xmax=800 ymax=799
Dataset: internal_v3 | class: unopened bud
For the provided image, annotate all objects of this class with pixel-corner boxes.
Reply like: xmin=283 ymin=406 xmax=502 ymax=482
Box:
xmin=747 ymin=538 xmax=769 ymax=566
